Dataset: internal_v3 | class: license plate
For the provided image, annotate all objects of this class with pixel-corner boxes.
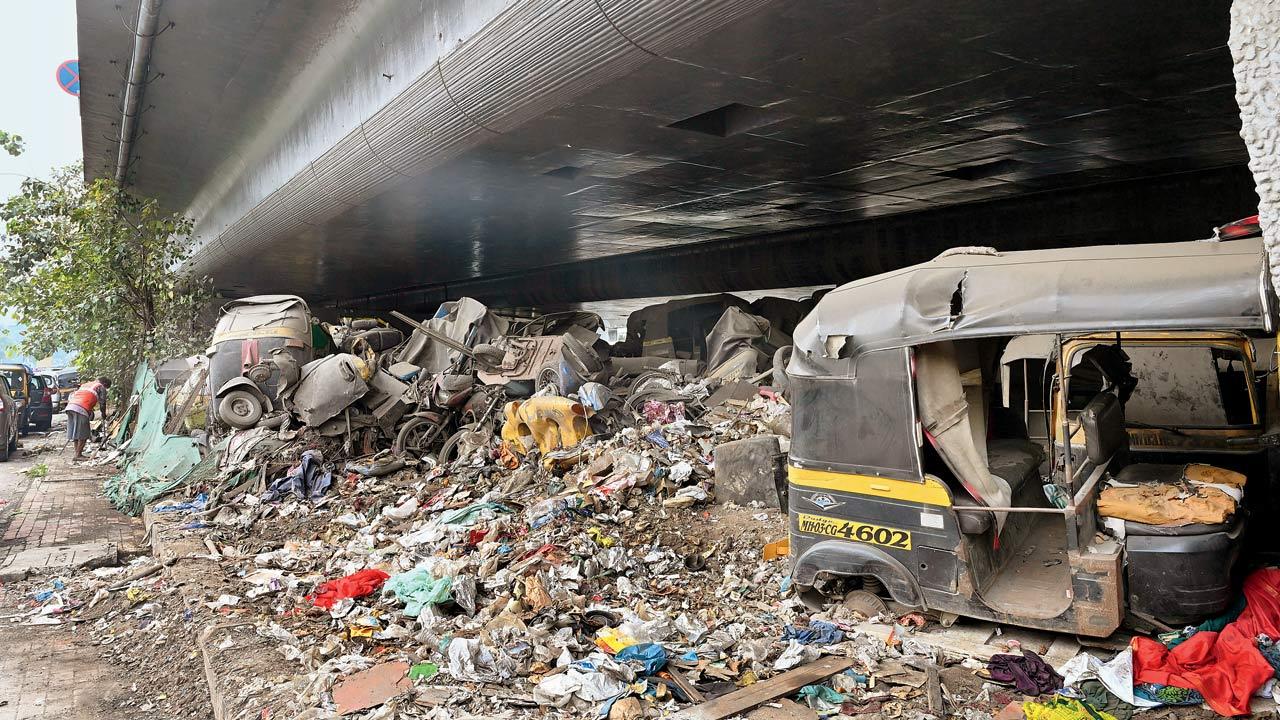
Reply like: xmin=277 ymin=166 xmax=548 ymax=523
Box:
xmin=796 ymin=513 xmax=912 ymax=550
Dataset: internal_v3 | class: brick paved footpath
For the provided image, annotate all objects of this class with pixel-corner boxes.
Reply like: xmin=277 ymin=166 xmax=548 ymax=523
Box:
xmin=0 ymin=430 xmax=144 ymax=719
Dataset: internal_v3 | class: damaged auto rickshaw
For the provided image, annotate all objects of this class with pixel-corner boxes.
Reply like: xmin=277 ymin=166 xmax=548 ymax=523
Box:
xmin=208 ymin=295 xmax=316 ymax=428
xmin=787 ymin=235 xmax=1279 ymax=636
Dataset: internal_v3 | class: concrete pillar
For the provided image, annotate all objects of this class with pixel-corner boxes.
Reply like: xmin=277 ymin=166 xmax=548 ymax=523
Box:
xmin=1231 ymin=0 xmax=1280 ymax=290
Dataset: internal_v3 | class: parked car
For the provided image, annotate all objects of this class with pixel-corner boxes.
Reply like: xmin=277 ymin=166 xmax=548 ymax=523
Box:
xmin=0 ymin=364 xmax=34 ymax=435
xmin=55 ymin=368 xmax=80 ymax=411
xmin=26 ymin=374 xmax=53 ymax=432
xmin=36 ymin=371 xmax=62 ymax=411
xmin=0 ymin=376 xmax=18 ymax=461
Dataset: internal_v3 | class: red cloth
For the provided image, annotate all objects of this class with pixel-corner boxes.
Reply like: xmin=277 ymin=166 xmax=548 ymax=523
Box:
xmin=1133 ymin=567 xmax=1280 ymax=716
xmin=307 ymin=569 xmax=389 ymax=609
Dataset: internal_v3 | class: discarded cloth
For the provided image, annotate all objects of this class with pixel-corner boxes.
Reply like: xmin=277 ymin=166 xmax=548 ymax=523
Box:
xmin=262 ymin=449 xmax=332 ymax=502
xmin=439 ymin=501 xmax=511 ymax=527
xmin=1159 ymin=596 xmax=1246 ymax=649
xmin=154 ymin=493 xmax=207 ymax=513
xmin=1133 ymin=567 xmax=1280 ymax=715
xmin=1058 ymin=649 xmax=1158 ymax=708
xmin=1258 ymin=634 xmax=1280 ymax=675
xmin=307 ymin=569 xmax=390 ymax=609
xmin=988 ymin=650 xmax=1064 ymax=695
xmin=1078 ymin=679 xmax=1134 ymax=720
xmin=1097 ymin=483 xmax=1236 ymax=526
xmin=1132 ymin=683 xmax=1204 ymax=706
xmin=782 ymin=620 xmax=845 ymax=645
xmin=385 ymin=566 xmax=454 ymax=617
xmin=1022 ymin=696 xmax=1115 ymax=720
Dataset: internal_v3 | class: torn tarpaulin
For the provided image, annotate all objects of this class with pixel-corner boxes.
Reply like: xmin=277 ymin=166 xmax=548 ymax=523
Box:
xmin=262 ymin=449 xmax=332 ymax=502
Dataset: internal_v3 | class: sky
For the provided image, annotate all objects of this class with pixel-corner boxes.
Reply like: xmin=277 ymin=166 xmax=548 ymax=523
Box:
xmin=0 ymin=1 xmax=80 ymax=366
xmin=0 ymin=0 xmax=81 ymax=201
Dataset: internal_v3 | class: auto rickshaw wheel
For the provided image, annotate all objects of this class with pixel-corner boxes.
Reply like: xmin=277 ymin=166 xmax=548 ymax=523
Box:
xmin=536 ymin=365 xmax=563 ymax=396
xmin=218 ymin=390 xmax=264 ymax=429
xmin=843 ymin=589 xmax=890 ymax=618
xmin=394 ymin=416 xmax=449 ymax=457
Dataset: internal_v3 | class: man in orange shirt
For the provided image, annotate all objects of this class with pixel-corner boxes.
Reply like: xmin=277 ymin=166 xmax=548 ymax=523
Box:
xmin=66 ymin=377 xmax=110 ymax=461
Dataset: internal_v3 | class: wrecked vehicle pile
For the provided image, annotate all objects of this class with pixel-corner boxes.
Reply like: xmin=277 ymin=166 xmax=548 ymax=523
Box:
xmin=12 ymin=256 xmax=1280 ymax=719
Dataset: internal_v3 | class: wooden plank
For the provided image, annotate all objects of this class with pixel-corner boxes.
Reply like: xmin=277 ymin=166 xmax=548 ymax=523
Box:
xmin=925 ymin=663 xmax=943 ymax=713
xmin=665 ymin=668 xmax=706 ymax=703
xmin=679 ymin=656 xmax=855 ymax=720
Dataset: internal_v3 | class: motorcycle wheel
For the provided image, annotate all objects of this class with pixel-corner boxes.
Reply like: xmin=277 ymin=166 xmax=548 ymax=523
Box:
xmin=393 ymin=415 xmax=450 ymax=457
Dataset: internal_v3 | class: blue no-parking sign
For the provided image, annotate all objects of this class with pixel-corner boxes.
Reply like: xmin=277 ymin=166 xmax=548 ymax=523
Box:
xmin=56 ymin=59 xmax=79 ymax=96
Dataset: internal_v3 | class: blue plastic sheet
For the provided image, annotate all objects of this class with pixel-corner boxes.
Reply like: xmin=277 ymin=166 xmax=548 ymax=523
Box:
xmin=616 ymin=643 xmax=667 ymax=675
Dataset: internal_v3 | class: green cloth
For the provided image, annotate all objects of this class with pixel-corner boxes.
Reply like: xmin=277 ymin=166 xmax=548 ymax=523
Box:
xmin=1160 ymin=595 xmax=1246 ymax=648
xmin=386 ymin=566 xmax=453 ymax=617
xmin=103 ymin=364 xmax=206 ymax=515
xmin=1078 ymin=680 xmax=1134 ymax=720
xmin=439 ymin=501 xmax=510 ymax=526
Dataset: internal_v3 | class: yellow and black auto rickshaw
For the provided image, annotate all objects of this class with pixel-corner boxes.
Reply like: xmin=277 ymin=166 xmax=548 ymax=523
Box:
xmin=786 ymin=236 xmax=1278 ymax=636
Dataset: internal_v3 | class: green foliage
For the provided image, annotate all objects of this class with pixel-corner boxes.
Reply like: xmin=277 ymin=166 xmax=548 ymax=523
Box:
xmin=0 ymin=130 xmax=22 ymax=157
xmin=0 ymin=165 xmax=212 ymax=394
xmin=24 ymin=462 xmax=48 ymax=478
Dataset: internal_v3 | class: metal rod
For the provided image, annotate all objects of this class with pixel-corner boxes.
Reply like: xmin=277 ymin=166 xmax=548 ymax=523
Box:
xmin=389 ymin=310 xmax=476 ymax=360
xmin=1057 ymin=334 xmax=1074 ymax=493
xmin=950 ymin=505 xmax=1068 ymax=514
xmin=116 ymin=0 xmax=163 ymax=184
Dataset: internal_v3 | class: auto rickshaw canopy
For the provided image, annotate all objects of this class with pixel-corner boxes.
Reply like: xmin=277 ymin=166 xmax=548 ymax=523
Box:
xmin=790 ymin=237 xmax=1273 ymax=377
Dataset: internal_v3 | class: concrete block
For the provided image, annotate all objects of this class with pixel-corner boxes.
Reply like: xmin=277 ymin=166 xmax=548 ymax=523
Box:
xmin=713 ymin=435 xmax=786 ymax=509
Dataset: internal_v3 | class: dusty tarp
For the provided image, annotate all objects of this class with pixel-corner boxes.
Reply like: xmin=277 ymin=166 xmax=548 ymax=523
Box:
xmin=791 ymin=238 xmax=1272 ymax=370
xmin=104 ymin=364 xmax=204 ymax=515
xmin=394 ymin=297 xmax=508 ymax=373
xmin=210 ymin=295 xmax=311 ymax=346
xmin=915 ymin=341 xmax=1010 ymax=522
xmin=705 ymin=307 xmax=770 ymax=376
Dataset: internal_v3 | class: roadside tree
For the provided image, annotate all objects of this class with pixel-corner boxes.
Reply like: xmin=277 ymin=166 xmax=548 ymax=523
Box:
xmin=0 ymin=164 xmax=211 ymax=393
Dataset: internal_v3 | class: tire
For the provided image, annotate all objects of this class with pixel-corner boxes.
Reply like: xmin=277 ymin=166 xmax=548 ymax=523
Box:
xmin=439 ymin=427 xmax=488 ymax=465
xmin=393 ymin=416 xmax=449 ymax=457
xmin=535 ymin=365 xmax=563 ymax=396
xmin=37 ymin=417 xmax=50 ymax=432
xmin=217 ymin=390 xmax=265 ymax=429
xmin=0 ymin=428 xmax=11 ymax=462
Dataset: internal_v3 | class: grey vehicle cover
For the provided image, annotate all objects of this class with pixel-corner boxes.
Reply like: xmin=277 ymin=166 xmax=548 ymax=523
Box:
xmin=394 ymin=297 xmax=509 ymax=374
xmin=790 ymin=238 xmax=1273 ymax=368
xmin=705 ymin=306 xmax=771 ymax=376
xmin=211 ymin=295 xmax=311 ymax=346
xmin=287 ymin=354 xmax=369 ymax=427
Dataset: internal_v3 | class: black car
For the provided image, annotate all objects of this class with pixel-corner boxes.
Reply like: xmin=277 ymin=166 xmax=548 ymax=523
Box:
xmin=24 ymin=374 xmax=53 ymax=432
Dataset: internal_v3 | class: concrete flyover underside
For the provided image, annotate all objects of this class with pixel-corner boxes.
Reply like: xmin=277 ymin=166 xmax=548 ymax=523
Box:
xmin=78 ymin=0 xmax=1266 ymax=309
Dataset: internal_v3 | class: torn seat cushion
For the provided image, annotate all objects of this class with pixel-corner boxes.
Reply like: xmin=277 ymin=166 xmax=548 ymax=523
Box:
xmin=1098 ymin=482 xmax=1237 ymax=526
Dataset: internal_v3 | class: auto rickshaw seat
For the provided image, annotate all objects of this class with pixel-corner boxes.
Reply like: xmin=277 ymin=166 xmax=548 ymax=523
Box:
xmin=953 ymin=439 xmax=1045 ymax=536
xmin=1079 ymin=392 xmax=1127 ymax=469
xmin=987 ymin=439 xmax=1045 ymax=494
